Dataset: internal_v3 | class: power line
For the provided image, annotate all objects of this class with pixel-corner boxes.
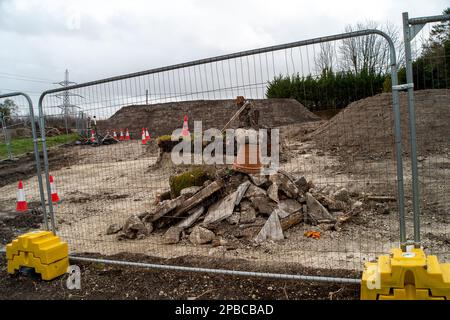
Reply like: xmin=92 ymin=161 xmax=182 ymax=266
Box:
xmin=0 ymin=75 xmax=54 ymax=84
xmin=0 ymin=88 xmax=44 ymax=95
xmin=0 ymin=72 xmax=57 ymax=82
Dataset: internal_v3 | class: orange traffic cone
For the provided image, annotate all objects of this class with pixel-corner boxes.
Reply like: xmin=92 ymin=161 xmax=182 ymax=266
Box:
xmin=16 ymin=181 xmax=28 ymax=212
xmin=145 ymin=128 xmax=150 ymax=141
xmin=113 ymin=129 xmax=118 ymax=140
xmin=141 ymin=128 xmax=147 ymax=145
xmin=119 ymin=129 xmax=124 ymax=141
xmin=125 ymin=128 xmax=131 ymax=141
xmin=90 ymin=129 xmax=96 ymax=143
xmin=182 ymin=115 xmax=190 ymax=137
xmin=49 ymin=175 xmax=60 ymax=203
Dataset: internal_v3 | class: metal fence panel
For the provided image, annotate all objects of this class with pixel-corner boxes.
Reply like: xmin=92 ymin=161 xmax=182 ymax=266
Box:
xmin=0 ymin=92 xmax=48 ymax=246
xmin=402 ymin=12 xmax=450 ymax=263
xmin=36 ymin=30 xmax=406 ymax=279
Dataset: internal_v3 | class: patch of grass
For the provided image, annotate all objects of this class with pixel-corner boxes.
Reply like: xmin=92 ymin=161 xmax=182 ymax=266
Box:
xmin=0 ymin=133 xmax=79 ymax=160
xmin=169 ymin=168 xmax=211 ymax=198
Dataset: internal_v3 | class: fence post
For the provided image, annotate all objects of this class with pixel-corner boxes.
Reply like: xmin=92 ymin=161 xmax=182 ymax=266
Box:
xmin=0 ymin=113 xmax=13 ymax=160
xmin=38 ymin=94 xmax=56 ymax=234
xmin=0 ymin=92 xmax=49 ymax=230
xmin=401 ymin=11 xmax=450 ymax=248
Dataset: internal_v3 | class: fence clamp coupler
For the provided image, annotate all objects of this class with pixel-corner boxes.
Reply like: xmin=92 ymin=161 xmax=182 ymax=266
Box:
xmin=392 ymin=83 xmax=414 ymax=91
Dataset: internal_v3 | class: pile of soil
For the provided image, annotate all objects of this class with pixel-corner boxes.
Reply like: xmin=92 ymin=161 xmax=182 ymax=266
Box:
xmin=98 ymin=99 xmax=321 ymax=138
xmin=311 ymin=89 xmax=450 ymax=159
xmin=0 ymin=147 xmax=75 ymax=188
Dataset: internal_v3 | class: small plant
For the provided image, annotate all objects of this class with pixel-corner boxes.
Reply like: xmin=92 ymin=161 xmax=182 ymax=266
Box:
xmin=169 ymin=168 xmax=211 ymax=198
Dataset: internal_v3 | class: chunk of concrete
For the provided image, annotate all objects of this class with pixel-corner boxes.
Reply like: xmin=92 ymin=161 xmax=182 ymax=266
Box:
xmin=175 ymin=206 xmax=205 ymax=229
xmin=189 ymin=226 xmax=215 ymax=245
xmin=122 ymin=215 xmax=147 ymax=239
xmin=203 ymin=191 xmax=238 ymax=226
xmin=278 ymin=199 xmax=302 ymax=215
xmin=163 ymin=226 xmax=183 ymax=244
xmin=239 ymin=200 xmax=256 ymax=224
xmin=273 ymin=207 xmax=291 ymax=219
xmin=250 ymin=196 xmax=278 ymax=216
xmin=254 ymin=211 xmax=284 ymax=243
xmin=269 ymin=172 xmax=299 ymax=198
xmin=267 ymin=183 xmax=279 ymax=203
xmin=245 ymin=184 xmax=267 ymax=198
xmin=248 ymin=174 xmax=268 ymax=187
xmin=305 ymin=192 xmax=335 ymax=224
xmin=180 ymin=186 xmax=202 ymax=197
xmin=235 ymin=181 xmax=251 ymax=206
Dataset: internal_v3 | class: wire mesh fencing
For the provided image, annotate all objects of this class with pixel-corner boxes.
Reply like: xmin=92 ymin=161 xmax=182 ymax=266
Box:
xmin=0 ymin=93 xmax=46 ymax=246
xmin=37 ymin=30 xmax=407 ymax=279
xmin=404 ymin=14 xmax=450 ymax=263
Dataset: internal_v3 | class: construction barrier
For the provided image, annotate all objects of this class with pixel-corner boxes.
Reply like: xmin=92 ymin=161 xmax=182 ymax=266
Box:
xmin=6 ymin=231 xmax=69 ymax=281
xmin=361 ymin=248 xmax=450 ymax=300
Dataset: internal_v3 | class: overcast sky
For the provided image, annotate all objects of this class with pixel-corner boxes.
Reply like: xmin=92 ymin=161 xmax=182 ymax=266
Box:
xmin=0 ymin=0 xmax=447 ymax=109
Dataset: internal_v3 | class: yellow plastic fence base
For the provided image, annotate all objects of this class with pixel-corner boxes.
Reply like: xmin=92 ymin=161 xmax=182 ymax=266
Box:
xmin=361 ymin=248 xmax=450 ymax=300
xmin=6 ymin=231 xmax=69 ymax=281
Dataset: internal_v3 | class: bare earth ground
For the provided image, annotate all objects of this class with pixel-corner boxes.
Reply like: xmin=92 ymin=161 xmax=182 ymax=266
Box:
xmin=0 ymin=90 xmax=448 ymax=290
xmin=0 ymin=253 xmax=359 ymax=300
xmin=0 ymin=133 xmax=448 ymax=275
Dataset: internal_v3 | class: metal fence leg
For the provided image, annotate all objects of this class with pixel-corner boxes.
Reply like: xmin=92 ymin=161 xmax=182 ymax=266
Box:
xmin=38 ymin=96 xmax=56 ymax=234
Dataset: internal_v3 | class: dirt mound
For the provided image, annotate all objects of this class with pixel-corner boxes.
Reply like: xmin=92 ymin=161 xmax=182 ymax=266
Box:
xmin=0 ymin=148 xmax=75 ymax=188
xmin=98 ymin=99 xmax=321 ymax=138
xmin=311 ymin=89 xmax=450 ymax=158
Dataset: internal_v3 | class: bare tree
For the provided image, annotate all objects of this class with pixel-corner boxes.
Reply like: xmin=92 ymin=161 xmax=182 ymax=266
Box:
xmin=339 ymin=20 xmax=403 ymax=74
xmin=315 ymin=42 xmax=336 ymax=73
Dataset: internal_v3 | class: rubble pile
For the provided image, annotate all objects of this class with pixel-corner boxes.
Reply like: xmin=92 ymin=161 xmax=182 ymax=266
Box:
xmin=109 ymin=168 xmax=364 ymax=246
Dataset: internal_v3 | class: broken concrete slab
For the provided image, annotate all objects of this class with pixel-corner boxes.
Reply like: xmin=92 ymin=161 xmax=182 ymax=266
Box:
xmin=280 ymin=212 xmax=303 ymax=231
xmin=203 ymin=190 xmax=238 ymax=226
xmin=273 ymin=207 xmax=290 ymax=219
xmin=278 ymin=199 xmax=302 ymax=215
xmin=269 ymin=172 xmax=299 ymax=198
xmin=175 ymin=206 xmax=205 ymax=229
xmin=180 ymin=186 xmax=202 ymax=197
xmin=142 ymin=195 xmax=186 ymax=223
xmin=305 ymin=192 xmax=336 ymax=224
xmin=122 ymin=214 xmax=148 ymax=239
xmin=172 ymin=179 xmax=223 ymax=219
xmin=248 ymin=174 xmax=268 ymax=187
xmin=250 ymin=196 xmax=278 ymax=216
xmin=239 ymin=200 xmax=256 ymax=224
xmin=235 ymin=181 xmax=251 ymax=206
xmin=254 ymin=211 xmax=284 ymax=243
xmin=245 ymin=184 xmax=267 ymax=198
xmin=189 ymin=226 xmax=215 ymax=245
xmin=267 ymin=183 xmax=279 ymax=203
xmin=163 ymin=226 xmax=183 ymax=244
